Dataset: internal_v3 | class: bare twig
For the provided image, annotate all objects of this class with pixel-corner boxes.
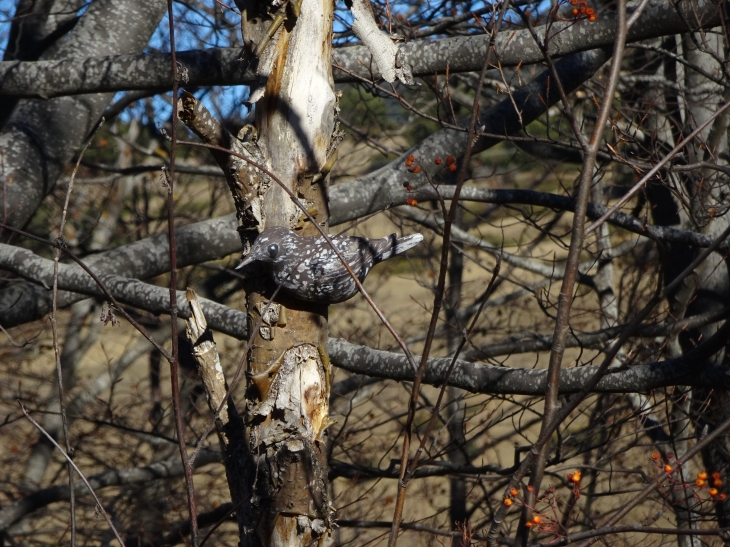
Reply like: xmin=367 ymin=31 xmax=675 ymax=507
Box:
xmin=585 ymin=100 xmax=730 ymax=235
xmin=19 ymin=403 xmax=127 ymax=547
xmin=388 ymin=3 xmax=510 ymax=544
xmin=51 ymin=116 xmax=104 ymax=547
xmin=164 ymin=2 xmax=198 ymax=544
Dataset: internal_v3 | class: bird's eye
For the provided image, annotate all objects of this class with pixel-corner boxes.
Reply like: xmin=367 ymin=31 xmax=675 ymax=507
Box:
xmin=267 ymin=244 xmax=279 ymax=258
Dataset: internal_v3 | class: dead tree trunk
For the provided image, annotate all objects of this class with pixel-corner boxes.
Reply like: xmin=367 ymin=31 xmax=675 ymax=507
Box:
xmin=181 ymin=0 xmax=338 ymax=543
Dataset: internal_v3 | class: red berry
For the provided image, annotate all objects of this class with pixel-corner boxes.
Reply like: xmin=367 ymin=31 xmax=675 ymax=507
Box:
xmin=446 ymin=156 xmax=455 ymax=164
xmin=435 ymin=158 xmax=443 ymax=165
xmin=448 ymin=163 xmax=457 ymax=172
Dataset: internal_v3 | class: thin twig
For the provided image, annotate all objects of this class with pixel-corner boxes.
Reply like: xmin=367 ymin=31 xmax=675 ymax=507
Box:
xmin=164 ymin=0 xmax=198 ymax=544
xmin=513 ymin=3 xmax=629 ymax=542
xmin=51 ymin=116 xmax=105 ymax=547
xmin=18 ymin=402 xmax=127 ymax=547
xmin=585 ymin=99 xmax=730 ymax=235
xmin=388 ymin=2 xmax=510 ymax=543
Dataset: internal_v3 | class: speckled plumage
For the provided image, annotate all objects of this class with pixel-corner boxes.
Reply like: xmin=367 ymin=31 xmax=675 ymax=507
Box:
xmin=238 ymin=226 xmax=423 ymax=303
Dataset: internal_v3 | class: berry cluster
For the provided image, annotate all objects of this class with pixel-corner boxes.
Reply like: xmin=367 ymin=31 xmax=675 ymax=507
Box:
xmin=569 ymin=0 xmax=597 ymax=21
xmin=501 ymin=471 xmax=584 ymax=536
xmin=402 ymin=154 xmax=461 ymax=206
xmin=652 ymin=451 xmax=727 ymax=503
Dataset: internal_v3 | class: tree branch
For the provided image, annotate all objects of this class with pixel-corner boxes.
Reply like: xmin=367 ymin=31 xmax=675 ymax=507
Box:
xmin=0 ymin=0 xmax=720 ymax=98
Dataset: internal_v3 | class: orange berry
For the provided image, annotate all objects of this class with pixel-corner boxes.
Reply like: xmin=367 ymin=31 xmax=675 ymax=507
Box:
xmin=448 ymin=163 xmax=458 ymax=172
xmin=510 ymin=488 xmax=519 ymax=497
xmin=532 ymin=516 xmax=541 ymax=524
xmin=406 ymin=198 xmax=418 ymax=206
xmin=665 ymin=465 xmax=673 ymax=473
xmin=578 ymin=6 xmax=586 ymax=13
xmin=720 ymin=493 xmax=728 ymax=501
xmin=588 ymin=14 xmax=597 ymax=21
xmin=712 ymin=472 xmax=722 ymax=480
xmin=698 ymin=472 xmax=708 ymax=480
xmin=503 ymin=498 xmax=513 ymax=507
xmin=410 ymin=166 xmax=421 ymax=173
xmin=435 ymin=157 xmax=443 ymax=165
xmin=527 ymin=486 xmax=534 ymax=493
xmin=710 ymin=488 xmax=719 ymax=496
xmin=715 ymin=479 xmax=724 ymax=487
xmin=696 ymin=479 xmax=706 ymax=487
xmin=585 ymin=7 xmax=594 ymax=14
xmin=571 ymin=474 xmax=581 ymax=483
xmin=405 ymin=185 xmax=413 ymax=191
xmin=446 ymin=156 xmax=455 ymax=164
xmin=407 ymin=155 xmax=415 ymax=162
xmin=525 ymin=522 xmax=533 ymax=528
xmin=572 ymin=7 xmax=579 ymax=14
xmin=405 ymin=160 xmax=413 ymax=167
xmin=651 ymin=452 xmax=661 ymax=460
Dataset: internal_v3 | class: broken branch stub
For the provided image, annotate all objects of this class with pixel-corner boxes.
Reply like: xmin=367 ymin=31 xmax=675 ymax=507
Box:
xmin=184 ymin=288 xmax=257 ymax=546
xmin=178 ymin=92 xmax=267 ymax=253
xmin=349 ymin=0 xmax=414 ymax=84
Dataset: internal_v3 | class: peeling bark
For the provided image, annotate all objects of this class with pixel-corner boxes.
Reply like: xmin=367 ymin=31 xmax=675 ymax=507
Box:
xmin=348 ymin=0 xmax=413 ymax=84
xmin=185 ymin=289 xmax=256 ymax=546
xmin=179 ymin=0 xmax=338 ymax=541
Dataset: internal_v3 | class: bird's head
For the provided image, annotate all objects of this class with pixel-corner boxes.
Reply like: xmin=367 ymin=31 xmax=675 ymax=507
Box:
xmin=236 ymin=226 xmax=293 ymax=269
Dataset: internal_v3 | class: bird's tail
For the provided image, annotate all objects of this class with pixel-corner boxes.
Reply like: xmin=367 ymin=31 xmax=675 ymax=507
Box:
xmin=375 ymin=233 xmax=424 ymax=262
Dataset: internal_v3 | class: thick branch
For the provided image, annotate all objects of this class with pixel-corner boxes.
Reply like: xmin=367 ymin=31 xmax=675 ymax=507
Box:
xmin=0 ymin=213 xmax=240 ymax=329
xmin=0 ymin=0 xmax=720 ymax=98
xmin=327 ymin=333 xmax=730 ymax=395
xmin=0 ymin=243 xmax=248 ymax=339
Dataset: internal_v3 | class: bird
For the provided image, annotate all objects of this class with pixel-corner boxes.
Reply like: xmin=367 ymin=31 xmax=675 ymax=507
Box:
xmin=237 ymin=226 xmax=423 ymax=303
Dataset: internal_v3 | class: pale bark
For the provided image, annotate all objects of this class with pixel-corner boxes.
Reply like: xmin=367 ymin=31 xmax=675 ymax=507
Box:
xmin=180 ymin=0 xmax=338 ymax=540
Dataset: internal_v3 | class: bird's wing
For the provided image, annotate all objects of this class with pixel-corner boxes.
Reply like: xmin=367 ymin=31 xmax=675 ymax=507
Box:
xmin=314 ymin=237 xmax=374 ymax=282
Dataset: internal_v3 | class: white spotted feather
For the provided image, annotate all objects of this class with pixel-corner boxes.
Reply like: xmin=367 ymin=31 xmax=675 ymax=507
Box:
xmin=238 ymin=226 xmax=423 ymax=303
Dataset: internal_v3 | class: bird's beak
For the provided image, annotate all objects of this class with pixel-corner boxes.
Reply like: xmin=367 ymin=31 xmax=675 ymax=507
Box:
xmin=235 ymin=254 xmax=255 ymax=270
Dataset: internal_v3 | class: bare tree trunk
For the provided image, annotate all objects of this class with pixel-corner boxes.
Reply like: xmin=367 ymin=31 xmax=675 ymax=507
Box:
xmin=181 ymin=0 xmax=338 ymax=542
xmin=243 ymin=1 xmax=337 ymax=538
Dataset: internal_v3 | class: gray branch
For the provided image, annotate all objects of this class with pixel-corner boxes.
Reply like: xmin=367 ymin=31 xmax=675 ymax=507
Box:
xmin=0 ymin=0 xmax=168 ymax=227
xmin=1 ymin=240 xmax=728 ymax=396
xmin=327 ymin=329 xmax=730 ymax=395
xmin=0 ymin=214 xmax=241 ymax=329
xmin=0 ymin=0 xmax=720 ymax=98
xmin=0 ymin=240 xmax=248 ymax=339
